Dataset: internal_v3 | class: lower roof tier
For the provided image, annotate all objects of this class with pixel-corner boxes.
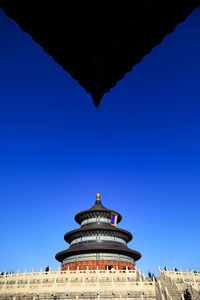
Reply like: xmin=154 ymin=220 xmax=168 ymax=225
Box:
xmin=55 ymin=246 xmax=141 ymax=263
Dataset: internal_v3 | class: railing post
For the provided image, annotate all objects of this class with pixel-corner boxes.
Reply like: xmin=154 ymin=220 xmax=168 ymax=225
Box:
xmin=138 ymin=269 xmax=142 ymax=282
xmin=142 ymin=273 xmax=145 ymax=281
xmin=158 ymin=267 xmax=163 ymax=279
xmin=57 ymin=266 xmax=60 ymax=275
xmin=14 ymin=270 xmax=20 ymax=290
xmin=165 ymin=286 xmax=170 ymax=300
xmin=2 ymin=273 xmax=8 ymax=290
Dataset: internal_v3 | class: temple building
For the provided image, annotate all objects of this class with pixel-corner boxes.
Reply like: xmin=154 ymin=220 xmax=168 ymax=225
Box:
xmin=0 ymin=194 xmax=200 ymax=299
xmin=56 ymin=193 xmax=141 ymax=271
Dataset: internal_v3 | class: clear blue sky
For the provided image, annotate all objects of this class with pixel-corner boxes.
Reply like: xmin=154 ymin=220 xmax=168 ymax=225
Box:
xmin=0 ymin=7 xmax=200 ymax=276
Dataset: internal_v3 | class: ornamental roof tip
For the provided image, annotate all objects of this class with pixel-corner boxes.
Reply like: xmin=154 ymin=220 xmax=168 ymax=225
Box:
xmin=74 ymin=193 xmax=122 ymax=224
xmin=92 ymin=193 xmax=106 ymax=209
xmin=96 ymin=193 xmax=101 ymax=201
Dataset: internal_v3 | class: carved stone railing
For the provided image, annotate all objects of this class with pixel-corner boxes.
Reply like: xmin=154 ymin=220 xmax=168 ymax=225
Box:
xmin=0 ymin=267 xmax=156 ymax=297
xmin=158 ymin=267 xmax=200 ymax=281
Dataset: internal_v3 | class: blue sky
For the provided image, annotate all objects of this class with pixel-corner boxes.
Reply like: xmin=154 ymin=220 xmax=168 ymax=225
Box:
xmin=0 ymin=7 xmax=200 ymax=275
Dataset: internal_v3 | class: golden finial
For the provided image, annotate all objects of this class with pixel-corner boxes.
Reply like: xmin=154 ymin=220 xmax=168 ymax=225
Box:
xmin=96 ymin=193 xmax=101 ymax=201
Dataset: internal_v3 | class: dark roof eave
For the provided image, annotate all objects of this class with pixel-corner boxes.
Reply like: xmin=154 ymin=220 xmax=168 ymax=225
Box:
xmin=75 ymin=208 xmax=122 ymax=224
xmin=64 ymin=226 xmax=133 ymax=243
xmin=55 ymin=247 xmax=141 ymax=263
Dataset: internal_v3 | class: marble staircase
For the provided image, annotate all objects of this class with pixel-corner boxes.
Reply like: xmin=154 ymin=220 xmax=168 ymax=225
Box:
xmin=158 ymin=277 xmax=200 ymax=300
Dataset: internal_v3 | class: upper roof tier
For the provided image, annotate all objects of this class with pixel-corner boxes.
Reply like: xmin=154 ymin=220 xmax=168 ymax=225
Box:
xmin=75 ymin=194 xmax=122 ymax=225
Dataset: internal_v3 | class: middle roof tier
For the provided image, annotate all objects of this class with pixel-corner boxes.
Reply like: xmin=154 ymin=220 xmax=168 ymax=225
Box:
xmin=64 ymin=226 xmax=133 ymax=244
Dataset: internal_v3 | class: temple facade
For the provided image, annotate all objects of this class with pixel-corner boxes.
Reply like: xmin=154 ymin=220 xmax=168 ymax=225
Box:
xmin=56 ymin=194 xmax=141 ymax=271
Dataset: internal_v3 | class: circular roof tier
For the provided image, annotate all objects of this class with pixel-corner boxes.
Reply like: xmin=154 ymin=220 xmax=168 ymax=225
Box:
xmin=55 ymin=246 xmax=141 ymax=263
xmin=75 ymin=194 xmax=122 ymax=224
xmin=64 ymin=226 xmax=133 ymax=244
